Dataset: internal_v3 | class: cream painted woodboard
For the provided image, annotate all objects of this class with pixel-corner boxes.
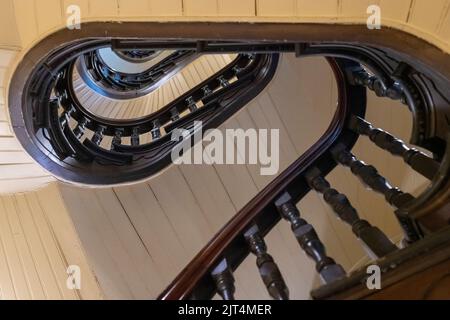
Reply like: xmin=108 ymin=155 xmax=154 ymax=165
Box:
xmin=0 ymin=50 xmax=16 ymax=69
xmin=439 ymin=3 xmax=450 ymax=42
xmin=218 ymin=0 xmax=255 ymax=17
xmin=3 ymin=195 xmax=46 ymax=299
xmin=89 ymin=0 xmax=119 ymax=17
xmin=0 ymin=137 xmax=23 ymax=152
xmin=0 ymin=164 xmax=48 ymax=180
xmin=36 ymin=184 xmax=103 ymax=299
xmin=379 ymin=0 xmax=412 ymax=23
xmin=149 ymin=167 xmax=214 ymax=255
xmin=63 ymin=0 xmax=90 ymax=16
xmin=72 ymin=189 xmax=152 ymax=299
xmin=149 ymin=0 xmax=183 ymax=16
xmin=14 ymin=194 xmax=64 ymax=299
xmin=59 ymin=185 xmax=136 ymax=299
xmin=0 ymin=0 xmax=21 ymax=48
xmin=340 ymin=0 xmax=380 ymax=18
xmin=408 ymin=0 xmax=449 ymax=34
xmin=0 ymin=184 xmax=103 ymax=300
xmin=0 ymin=69 xmax=7 ymax=88
xmin=0 ymin=122 xmax=12 ymax=137
xmin=0 ymin=177 xmax=54 ymax=195
xmin=0 ymin=152 xmax=33 ymax=164
xmin=0 ymin=196 xmax=31 ymax=299
xmin=24 ymin=192 xmax=77 ymax=299
xmin=94 ymin=188 xmax=165 ymax=296
xmin=35 ymin=0 xmax=63 ymax=35
xmin=113 ymin=184 xmax=188 ymax=284
xmin=12 ymin=0 xmax=39 ymax=48
xmin=118 ymin=0 xmax=150 ymax=17
xmin=0 ymin=0 xmax=448 ymax=54
xmin=183 ymin=0 xmax=218 ymax=16
xmin=0 ymin=107 xmax=9 ymax=122
xmin=257 ymin=0 xmax=297 ymax=17
xmin=297 ymin=0 xmax=339 ymax=17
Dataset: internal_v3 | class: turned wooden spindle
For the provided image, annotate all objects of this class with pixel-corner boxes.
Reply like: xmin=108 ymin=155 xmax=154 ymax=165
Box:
xmin=349 ymin=116 xmax=439 ymax=180
xmin=92 ymin=126 xmax=106 ymax=145
xmin=244 ymin=225 xmax=289 ymax=300
xmin=73 ymin=118 xmax=88 ymax=139
xmin=211 ymin=259 xmax=235 ymax=300
xmin=218 ymin=76 xmax=230 ymax=88
xmin=131 ymin=127 xmax=140 ymax=146
xmin=186 ymin=96 xmax=197 ymax=112
xmin=202 ymin=85 xmax=213 ymax=98
xmin=170 ymin=108 xmax=180 ymax=122
xmin=59 ymin=107 xmax=74 ymax=128
xmin=275 ymin=192 xmax=346 ymax=284
xmin=351 ymin=69 xmax=404 ymax=101
xmin=232 ymin=65 xmax=242 ymax=75
xmin=112 ymin=129 xmax=124 ymax=149
xmin=332 ymin=145 xmax=421 ymax=243
xmin=151 ymin=121 xmax=161 ymax=140
xmin=306 ymin=169 xmax=398 ymax=258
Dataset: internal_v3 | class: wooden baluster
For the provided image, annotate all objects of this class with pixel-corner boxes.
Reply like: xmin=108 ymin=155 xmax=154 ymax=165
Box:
xmin=349 ymin=116 xmax=439 ymax=180
xmin=186 ymin=96 xmax=197 ymax=112
xmin=170 ymin=108 xmax=180 ymax=122
xmin=131 ymin=127 xmax=140 ymax=146
xmin=232 ymin=65 xmax=242 ymax=75
xmin=112 ymin=128 xmax=124 ymax=150
xmin=351 ymin=69 xmax=404 ymax=102
xmin=246 ymin=53 xmax=256 ymax=60
xmin=202 ymin=85 xmax=213 ymax=98
xmin=306 ymin=169 xmax=398 ymax=258
xmin=73 ymin=118 xmax=88 ymax=139
xmin=211 ymin=259 xmax=235 ymax=300
xmin=244 ymin=225 xmax=289 ymax=300
xmin=59 ymin=107 xmax=74 ymax=128
xmin=218 ymin=76 xmax=230 ymax=88
xmin=332 ymin=144 xmax=422 ymax=243
xmin=275 ymin=192 xmax=346 ymax=284
xmin=151 ymin=120 xmax=161 ymax=140
xmin=92 ymin=126 xmax=105 ymax=145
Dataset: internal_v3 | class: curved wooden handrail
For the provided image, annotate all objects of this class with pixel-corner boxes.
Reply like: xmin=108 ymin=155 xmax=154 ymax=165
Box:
xmin=157 ymin=35 xmax=450 ymax=297
xmin=158 ymin=58 xmax=353 ymax=300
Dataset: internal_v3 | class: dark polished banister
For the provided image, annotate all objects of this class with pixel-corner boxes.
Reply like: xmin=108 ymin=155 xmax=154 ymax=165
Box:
xmin=156 ymin=43 xmax=447 ymax=300
xmin=158 ymin=57 xmax=367 ymax=299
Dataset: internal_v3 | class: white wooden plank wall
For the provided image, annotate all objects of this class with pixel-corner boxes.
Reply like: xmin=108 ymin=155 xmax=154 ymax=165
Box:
xmin=0 ymin=183 xmax=103 ymax=300
xmin=1 ymin=0 xmax=450 ymax=52
xmin=0 ymin=48 xmax=54 ymax=194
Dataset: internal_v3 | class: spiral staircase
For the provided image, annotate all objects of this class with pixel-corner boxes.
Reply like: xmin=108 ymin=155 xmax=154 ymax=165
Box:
xmin=0 ymin=0 xmax=450 ymax=300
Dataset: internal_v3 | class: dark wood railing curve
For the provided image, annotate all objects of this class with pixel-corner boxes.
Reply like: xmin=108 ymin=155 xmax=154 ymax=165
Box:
xmin=158 ymin=57 xmax=367 ymax=299
xmin=153 ymin=41 xmax=449 ymax=300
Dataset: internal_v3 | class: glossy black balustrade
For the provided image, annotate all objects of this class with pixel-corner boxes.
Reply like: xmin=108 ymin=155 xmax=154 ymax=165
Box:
xmin=76 ymin=49 xmax=198 ymax=99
